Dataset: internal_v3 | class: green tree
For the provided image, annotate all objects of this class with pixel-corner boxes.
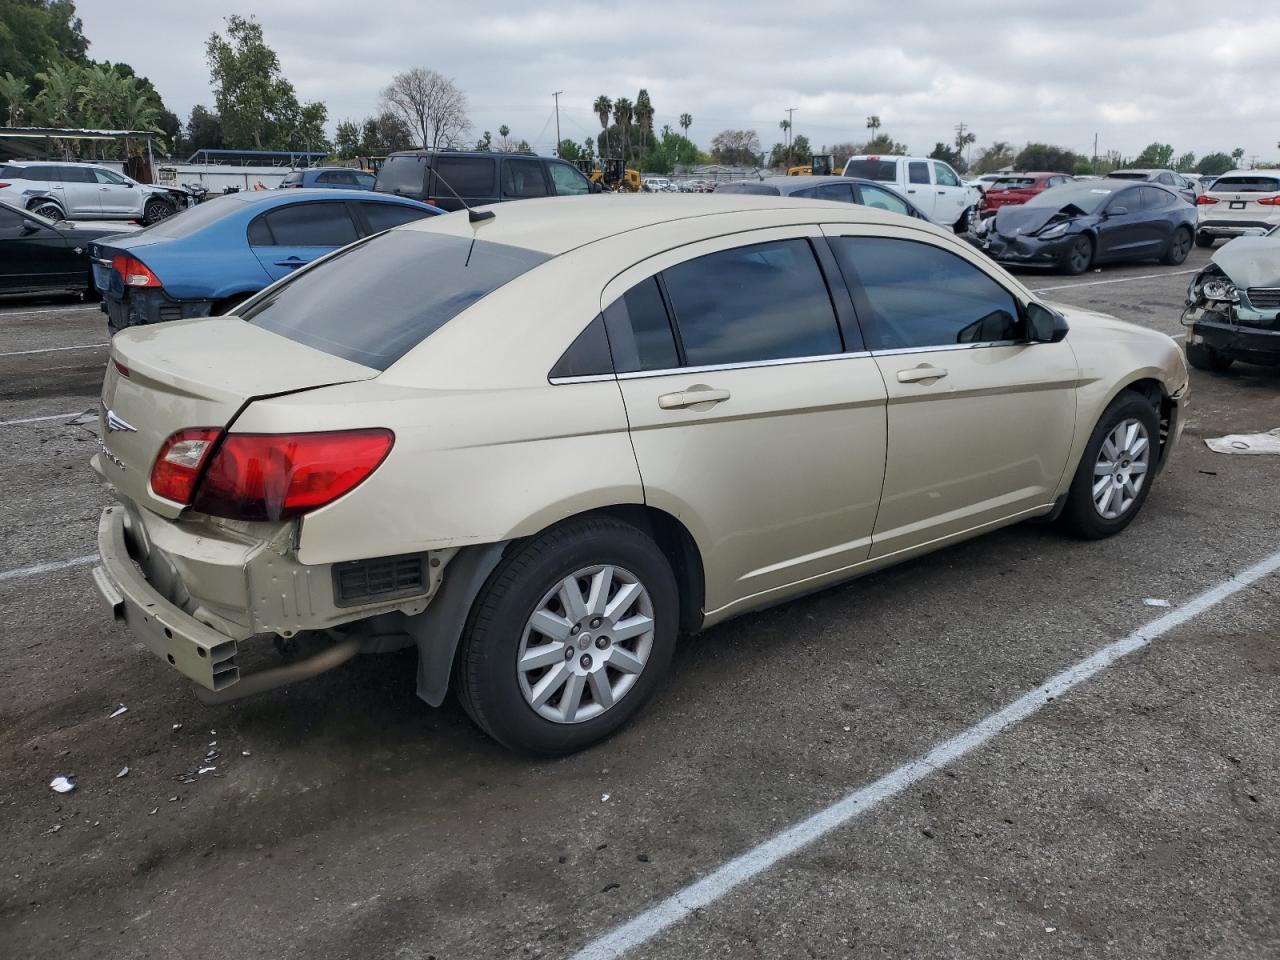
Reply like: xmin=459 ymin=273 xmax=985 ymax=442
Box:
xmin=954 ymin=126 xmax=976 ymax=168
xmin=679 ymin=112 xmax=692 ymax=137
xmin=1134 ymin=142 xmax=1174 ymax=167
xmin=31 ymin=61 xmax=78 ymax=125
xmin=334 ymin=119 xmax=361 ymax=158
xmin=0 ymin=0 xmax=87 ymax=83
xmin=557 ymin=138 xmax=582 ymax=162
xmin=861 ymin=133 xmax=908 ymax=155
xmin=1014 ymin=142 xmax=1078 ymax=173
xmin=634 ymin=88 xmax=653 ymax=155
xmin=1230 ymin=147 xmax=1245 ymax=166
xmin=496 ymin=123 xmax=512 ymax=152
xmin=928 ymin=141 xmax=965 ymax=171
xmin=613 ymin=97 xmax=634 ymax=161
xmin=1173 ymin=151 xmax=1197 ymax=173
xmin=971 ymin=141 xmax=1013 ymax=174
xmin=866 ymin=115 xmax=881 ymax=135
xmin=769 ymin=132 xmax=811 ymax=168
xmin=593 ymin=94 xmax=612 ymax=157
xmin=710 ymin=128 xmax=761 ymax=166
xmin=185 ymin=104 xmax=224 ymax=152
xmin=358 ymin=111 xmax=411 ymax=155
xmin=0 ymin=72 xmax=29 ymax=125
xmin=1197 ymin=152 xmax=1233 ymax=176
xmin=474 ymin=129 xmax=492 ymax=151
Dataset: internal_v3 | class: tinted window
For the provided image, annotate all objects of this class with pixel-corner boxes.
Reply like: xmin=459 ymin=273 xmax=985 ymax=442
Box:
xmin=550 ymin=315 xmax=614 ymax=379
xmin=93 ymin=168 xmax=129 ymax=185
xmin=830 ymin=237 xmax=1020 ymax=350
xmin=355 ymin=172 xmax=376 ymax=189
xmin=59 ymin=166 xmax=94 ymax=183
xmin=857 ymin=184 xmax=911 ymax=216
xmin=1025 ymin=182 xmax=1115 ymax=214
xmin=359 ymin=200 xmax=434 ymax=232
xmin=317 ymin=171 xmax=356 ymax=184
xmin=1140 ymin=186 xmax=1175 ymax=210
xmin=845 ymin=159 xmax=897 ymax=181
xmin=1107 ymin=172 xmax=1148 ymax=181
xmin=375 ymin=155 xmax=428 ymax=195
xmin=1156 ymin=172 xmax=1175 ymax=185
xmin=548 ymin=161 xmax=590 ymax=195
xmin=25 ymin=165 xmax=60 ymax=181
xmin=244 ymin=231 xmax=549 ymax=370
xmin=790 ymin=186 xmax=819 ymax=198
xmin=603 ymin=277 xmax=679 ymax=373
xmin=247 ymin=216 xmax=272 ymax=245
xmin=1211 ymin=176 xmax=1280 ymax=193
xmin=992 ymin=177 xmax=1036 ymax=189
xmin=0 ymin=206 xmax=24 ymax=231
xmin=908 ymin=162 xmax=930 ymax=185
xmin=662 ymin=239 xmax=842 ymax=366
xmin=433 ymin=156 xmax=494 ymax=197
xmin=502 ymin=159 xmax=549 ymax=198
xmin=712 ymin=182 xmax=780 ymax=196
xmin=261 ymin=202 xmax=358 ymax=246
xmin=817 ymin=182 xmax=855 ymax=202
xmin=933 ymin=163 xmax=960 ymax=187
xmin=0 ymin=164 xmax=21 ymax=178
xmin=138 ymin=193 xmax=248 ymax=238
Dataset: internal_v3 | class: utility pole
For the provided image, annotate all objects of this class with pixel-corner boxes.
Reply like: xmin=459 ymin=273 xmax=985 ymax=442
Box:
xmin=954 ymin=120 xmax=968 ymax=165
xmin=1092 ymin=132 xmax=1098 ymax=173
xmin=786 ymin=107 xmax=796 ymax=165
xmin=553 ymin=91 xmax=563 ymax=157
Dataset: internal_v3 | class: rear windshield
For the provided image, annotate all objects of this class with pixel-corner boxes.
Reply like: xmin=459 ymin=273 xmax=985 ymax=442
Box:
xmin=713 ymin=182 xmax=781 ymax=196
xmin=1024 ymin=182 xmax=1116 ymax=214
xmin=991 ymin=177 xmax=1036 ymax=189
xmin=844 ymin=159 xmax=898 ymax=182
xmin=133 ymin=194 xmax=245 ymax=238
xmin=1211 ymin=176 xmax=1280 ymax=193
xmin=243 ymin=229 xmax=550 ymax=370
xmin=375 ymin=155 xmax=427 ymax=196
xmin=1107 ymin=172 xmax=1148 ymax=181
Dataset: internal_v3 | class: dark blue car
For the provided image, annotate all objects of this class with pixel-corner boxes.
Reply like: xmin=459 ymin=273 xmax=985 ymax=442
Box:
xmin=92 ymin=189 xmax=440 ymax=332
xmin=280 ymin=167 xmax=377 ymax=190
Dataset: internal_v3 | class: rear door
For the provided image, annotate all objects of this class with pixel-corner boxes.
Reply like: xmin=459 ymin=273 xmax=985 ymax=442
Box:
xmin=904 ymin=160 xmax=934 ymax=218
xmin=823 ymin=227 xmax=1077 ymax=557
xmin=605 ymin=228 xmax=888 ymax=616
xmin=248 ymin=200 xmax=361 ymax=281
xmin=430 ymin=155 xmax=497 ymax=210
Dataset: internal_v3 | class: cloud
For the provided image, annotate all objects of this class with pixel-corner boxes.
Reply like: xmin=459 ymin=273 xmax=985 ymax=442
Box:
xmin=79 ymin=0 xmax=1279 ymax=161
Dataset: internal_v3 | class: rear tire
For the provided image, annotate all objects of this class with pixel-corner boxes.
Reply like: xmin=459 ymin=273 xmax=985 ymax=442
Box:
xmin=1060 ymin=235 xmax=1094 ymax=275
xmin=455 ymin=516 xmax=678 ymax=756
xmin=1186 ymin=342 xmax=1233 ymax=373
xmin=1163 ymin=227 xmax=1192 ymax=265
xmin=1060 ymin=393 xmax=1161 ymax=540
xmin=30 ymin=200 xmax=64 ymax=221
xmin=1195 ymin=233 xmax=1215 ymax=248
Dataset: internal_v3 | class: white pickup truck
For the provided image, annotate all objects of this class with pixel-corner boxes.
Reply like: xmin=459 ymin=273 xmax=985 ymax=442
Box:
xmin=842 ymin=155 xmax=982 ymax=232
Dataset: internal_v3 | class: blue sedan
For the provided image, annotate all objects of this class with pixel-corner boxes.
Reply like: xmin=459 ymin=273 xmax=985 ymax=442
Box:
xmin=92 ymin=189 xmax=440 ymax=333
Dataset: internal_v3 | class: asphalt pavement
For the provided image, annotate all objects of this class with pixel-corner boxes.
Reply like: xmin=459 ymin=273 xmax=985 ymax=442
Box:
xmin=1 ymin=248 xmax=1277 ymax=960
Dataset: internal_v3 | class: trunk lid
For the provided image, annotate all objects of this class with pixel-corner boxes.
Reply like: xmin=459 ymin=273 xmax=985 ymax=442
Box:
xmin=99 ymin=316 xmax=379 ymax=518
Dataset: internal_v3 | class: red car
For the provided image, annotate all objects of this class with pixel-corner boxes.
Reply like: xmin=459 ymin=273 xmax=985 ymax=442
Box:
xmin=980 ymin=172 xmax=1075 ymax=214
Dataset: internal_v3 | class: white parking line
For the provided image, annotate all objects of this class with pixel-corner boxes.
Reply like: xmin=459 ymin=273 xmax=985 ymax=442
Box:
xmin=571 ymin=546 xmax=1280 ymax=960
xmin=0 ymin=411 xmax=93 ymax=427
xmin=0 ymin=554 xmax=97 ymax=583
xmin=1032 ymin=268 xmax=1199 ymax=294
xmin=0 ymin=342 xmax=107 ymax=358
xmin=0 ymin=304 xmax=99 ymax=318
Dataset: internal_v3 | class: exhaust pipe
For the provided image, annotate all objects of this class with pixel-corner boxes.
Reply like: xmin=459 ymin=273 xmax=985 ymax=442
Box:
xmin=195 ymin=635 xmax=361 ymax=705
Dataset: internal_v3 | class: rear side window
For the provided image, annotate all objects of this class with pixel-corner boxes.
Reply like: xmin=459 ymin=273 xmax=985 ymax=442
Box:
xmin=359 ymin=200 xmax=434 ymax=232
xmin=260 ymin=202 xmax=359 ymax=246
xmin=1212 ymin=176 xmax=1280 ymax=193
xmin=355 ymin=172 xmax=376 ymax=189
xmin=244 ymin=231 xmax=549 ymax=370
xmin=548 ymin=161 xmax=590 ymax=196
xmin=830 ymin=237 xmax=1020 ymax=350
xmin=857 ymin=184 xmax=912 ymax=216
xmin=844 ymin=159 xmax=897 ymax=181
xmin=502 ymin=159 xmax=549 ymax=198
xmin=433 ymin=156 xmax=495 ymax=198
xmin=817 ymin=182 xmax=855 ymax=202
xmin=712 ymin=182 xmax=780 ymax=196
xmin=24 ymin=165 xmax=61 ymax=181
xmin=282 ymin=171 xmax=303 ymax=186
xmin=603 ymin=277 xmax=679 ymax=373
xmin=316 ymin=171 xmax=357 ymax=185
xmin=0 ymin=164 xmax=22 ymax=178
xmin=908 ymin=162 xmax=930 ymax=185
xmin=375 ymin=155 xmax=428 ymax=195
xmin=59 ymin=166 xmax=95 ymax=183
xmin=661 ymin=239 xmax=842 ymax=367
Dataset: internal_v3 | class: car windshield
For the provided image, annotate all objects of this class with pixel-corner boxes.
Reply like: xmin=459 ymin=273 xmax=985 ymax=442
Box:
xmin=134 ymin=194 xmax=245 ymax=238
xmin=714 ymin=182 xmax=781 ymax=196
xmin=243 ymin=229 xmax=550 ymax=370
xmin=992 ymin=177 xmax=1036 ymax=189
xmin=1024 ymin=182 xmax=1116 ymax=214
xmin=376 ymin=155 xmax=427 ymax=195
xmin=1107 ymin=172 xmax=1149 ymax=181
xmin=844 ymin=159 xmax=898 ymax=181
xmin=1211 ymin=176 xmax=1280 ymax=193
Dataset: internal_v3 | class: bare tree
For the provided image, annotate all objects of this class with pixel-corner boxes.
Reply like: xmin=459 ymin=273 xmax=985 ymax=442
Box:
xmin=381 ymin=68 xmax=470 ymax=150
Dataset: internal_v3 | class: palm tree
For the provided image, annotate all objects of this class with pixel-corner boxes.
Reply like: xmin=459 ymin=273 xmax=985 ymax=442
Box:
xmin=33 ymin=63 xmax=81 ymax=127
xmin=866 ymin=115 xmax=881 ymax=135
xmin=779 ymin=118 xmax=791 ymax=165
xmin=679 ymin=113 xmax=692 ymax=137
xmin=613 ymin=97 xmax=634 ymax=162
xmin=635 ymin=89 xmax=653 ymax=156
xmin=593 ymin=95 xmax=612 ymax=157
xmin=0 ymin=72 xmax=30 ymax=127
xmin=78 ymin=64 xmax=124 ymax=128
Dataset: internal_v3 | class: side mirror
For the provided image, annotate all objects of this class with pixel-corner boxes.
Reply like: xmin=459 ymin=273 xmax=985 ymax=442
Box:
xmin=590 ymin=181 xmax=603 ymax=194
xmin=1107 ymin=205 xmax=1129 ymax=217
xmin=1026 ymin=302 xmax=1069 ymax=343
xmin=20 ymin=220 xmax=39 ymax=235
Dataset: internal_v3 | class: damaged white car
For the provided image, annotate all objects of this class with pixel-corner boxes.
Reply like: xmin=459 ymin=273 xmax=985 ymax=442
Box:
xmin=1182 ymin=227 xmax=1280 ymax=372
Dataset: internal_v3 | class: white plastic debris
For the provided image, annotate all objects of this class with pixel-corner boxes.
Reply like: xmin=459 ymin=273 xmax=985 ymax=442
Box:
xmin=49 ymin=775 xmax=76 ymax=794
xmin=1142 ymin=598 xmax=1171 ymax=607
xmin=46 ymin=824 xmax=62 ymax=834
xmin=601 ymin=793 xmax=611 ymax=803
xmin=241 ymin=751 xmax=251 ymax=757
xmin=148 ymin=807 xmax=159 ymax=815
xmin=172 ymin=723 xmax=182 ymax=731
xmin=197 ymin=766 xmax=216 ymax=775
xmin=1045 ymin=927 xmax=1057 ymax=933
xmin=109 ymin=704 xmax=128 ymax=719
xmin=168 ymin=795 xmax=179 ymax=802
xmin=208 ymin=741 xmax=217 ymax=748
xmin=1205 ymin=428 xmax=1280 ymax=455
xmin=116 ymin=766 xmax=130 ymax=779
xmin=843 ymin=725 xmax=851 ymax=732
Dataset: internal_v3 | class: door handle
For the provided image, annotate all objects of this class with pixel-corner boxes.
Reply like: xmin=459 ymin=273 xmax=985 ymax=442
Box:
xmin=906 ymin=189 xmax=916 ymax=194
xmin=896 ymin=364 xmax=948 ymax=384
xmin=274 ymin=257 xmax=306 ymax=267
xmin=657 ymin=385 xmax=730 ymax=410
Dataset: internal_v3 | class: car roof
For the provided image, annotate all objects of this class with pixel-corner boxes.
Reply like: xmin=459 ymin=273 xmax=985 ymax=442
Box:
xmin=992 ymin=172 xmax=1062 ymax=178
xmin=10 ymin=159 xmax=113 ymax=168
xmin=404 ymin=193 xmax=925 ymax=255
xmin=1212 ymin=168 xmax=1280 ymax=177
xmin=386 ymin=150 xmax=551 ymax=161
xmin=222 ymin=188 xmax=426 ymax=206
xmin=1109 ymin=169 xmax=1165 ymax=176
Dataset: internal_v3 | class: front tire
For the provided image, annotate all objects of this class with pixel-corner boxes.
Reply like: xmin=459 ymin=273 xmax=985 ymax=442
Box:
xmin=1060 ymin=235 xmax=1094 ymax=275
xmin=1195 ymin=233 xmax=1215 ymax=249
xmin=1060 ymin=394 xmax=1161 ymax=539
xmin=1186 ymin=341 xmax=1233 ymax=373
xmin=1163 ymin=227 xmax=1192 ymax=265
xmin=143 ymin=198 xmax=174 ymax=225
xmin=954 ymin=205 xmax=978 ymax=234
xmin=455 ymin=516 xmax=678 ymax=755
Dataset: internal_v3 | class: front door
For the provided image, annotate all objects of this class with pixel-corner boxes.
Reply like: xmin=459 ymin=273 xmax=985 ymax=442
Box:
xmin=55 ymin=165 xmax=102 ymax=218
xmin=823 ymin=227 xmax=1078 ymax=558
xmin=604 ymin=227 xmax=888 ymax=618
xmin=1095 ymin=186 xmax=1164 ymax=260
xmin=932 ymin=161 xmax=969 ymax=228
xmin=93 ymin=168 xmax=144 ymax=218
xmin=0 ymin=207 xmax=77 ymax=291
xmin=248 ymin=200 xmax=361 ymax=282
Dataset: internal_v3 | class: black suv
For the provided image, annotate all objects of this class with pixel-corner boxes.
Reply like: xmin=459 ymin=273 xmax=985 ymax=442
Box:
xmin=374 ymin=151 xmax=597 ymax=210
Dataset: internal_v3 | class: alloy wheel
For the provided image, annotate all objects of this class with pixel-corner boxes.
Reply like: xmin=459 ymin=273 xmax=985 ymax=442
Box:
xmin=516 ymin=564 xmax=655 ymax=724
xmin=1070 ymin=238 xmax=1092 ymax=273
xmin=1092 ymin=418 xmax=1151 ymax=519
xmin=32 ymin=202 xmax=63 ymax=220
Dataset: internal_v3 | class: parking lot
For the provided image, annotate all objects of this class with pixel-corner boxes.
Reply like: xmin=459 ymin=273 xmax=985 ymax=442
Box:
xmin=1 ymin=247 xmax=1278 ymax=959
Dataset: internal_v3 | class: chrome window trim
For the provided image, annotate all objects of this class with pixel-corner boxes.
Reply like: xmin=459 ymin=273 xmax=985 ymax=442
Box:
xmin=870 ymin=339 xmax=1024 ymax=356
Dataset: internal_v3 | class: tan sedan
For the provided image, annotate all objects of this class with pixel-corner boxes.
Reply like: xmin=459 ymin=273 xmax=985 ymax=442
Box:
xmin=92 ymin=195 xmax=1189 ymax=754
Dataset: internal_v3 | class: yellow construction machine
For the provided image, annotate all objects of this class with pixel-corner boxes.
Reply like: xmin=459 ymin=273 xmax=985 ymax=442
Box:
xmin=576 ymin=157 xmax=643 ymax=192
xmin=787 ymin=154 xmax=836 ymax=177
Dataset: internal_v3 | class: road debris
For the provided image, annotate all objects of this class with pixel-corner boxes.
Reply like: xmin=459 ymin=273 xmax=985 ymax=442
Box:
xmin=116 ymin=766 xmax=130 ymax=779
xmin=49 ymin=775 xmax=76 ymax=794
xmin=601 ymin=793 xmax=610 ymax=802
xmin=1205 ymin=428 xmax=1280 ymax=455
xmin=1143 ymin=598 xmax=1171 ymax=607
xmin=171 ymin=723 xmax=182 ymax=732
xmin=197 ymin=766 xmax=216 ymax=775
xmin=148 ymin=807 xmax=158 ymax=815
xmin=109 ymin=704 xmax=127 ymax=719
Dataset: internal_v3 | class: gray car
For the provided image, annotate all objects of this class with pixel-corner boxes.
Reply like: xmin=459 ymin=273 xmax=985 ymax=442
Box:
xmin=0 ymin=161 xmax=188 ymax=224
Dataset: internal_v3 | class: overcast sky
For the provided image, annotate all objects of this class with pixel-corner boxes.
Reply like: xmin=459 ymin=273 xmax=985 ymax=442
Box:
xmin=80 ymin=1 xmax=1279 ymax=163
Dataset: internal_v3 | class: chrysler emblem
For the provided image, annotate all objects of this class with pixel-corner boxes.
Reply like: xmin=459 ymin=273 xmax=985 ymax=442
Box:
xmin=104 ymin=407 xmax=136 ymax=433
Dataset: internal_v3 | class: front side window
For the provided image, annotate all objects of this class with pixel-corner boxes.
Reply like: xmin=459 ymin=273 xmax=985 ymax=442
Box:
xmin=93 ymin=168 xmax=130 ymax=185
xmin=830 ymin=236 xmax=1020 ymax=351
xmin=261 ymin=202 xmax=359 ymax=246
xmin=548 ymin=161 xmax=590 ymax=195
xmin=244 ymin=231 xmax=549 ymax=370
xmin=933 ymin=163 xmax=960 ymax=187
xmin=908 ymin=162 xmax=930 ymax=185
xmin=857 ymin=184 xmax=911 ymax=216
xmin=661 ymin=239 xmax=842 ymax=367
xmin=817 ymin=182 xmax=855 ymax=202
xmin=502 ymin=159 xmax=549 ymax=198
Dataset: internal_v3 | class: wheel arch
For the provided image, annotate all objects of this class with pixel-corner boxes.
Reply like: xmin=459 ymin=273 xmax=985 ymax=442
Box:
xmin=26 ymin=193 xmax=64 ymax=216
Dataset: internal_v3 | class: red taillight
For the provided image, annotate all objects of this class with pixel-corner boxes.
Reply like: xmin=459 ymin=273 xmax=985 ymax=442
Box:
xmin=150 ymin=428 xmax=222 ymax=504
xmin=1257 ymin=196 xmax=1280 ymax=206
xmin=191 ymin=429 xmax=394 ymax=521
xmin=111 ymin=254 xmax=162 ymax=288
xmin=1196 ymin=195 xmax=1219 ymax=205
xmin=112 ymin=359 xmax=130 ymax=378
xmin=0 ymin=182 xmax=10 ymax=189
